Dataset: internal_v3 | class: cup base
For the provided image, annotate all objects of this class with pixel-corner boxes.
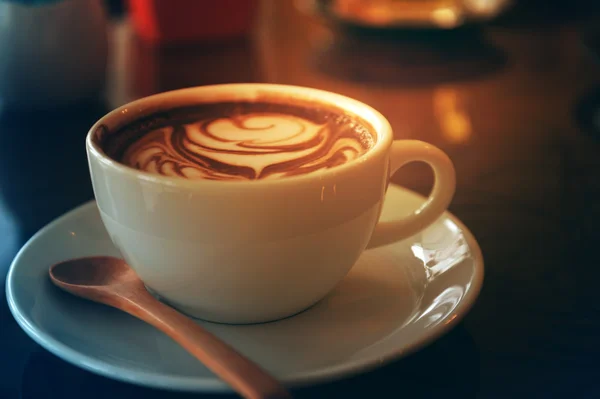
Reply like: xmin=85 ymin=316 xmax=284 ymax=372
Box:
xmin=144 ymin=285 xmax=319 ymax=325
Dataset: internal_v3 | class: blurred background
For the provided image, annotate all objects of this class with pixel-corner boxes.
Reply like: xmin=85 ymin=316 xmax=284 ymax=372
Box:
xmin=2 ymin=0 xmax=600 ymax=398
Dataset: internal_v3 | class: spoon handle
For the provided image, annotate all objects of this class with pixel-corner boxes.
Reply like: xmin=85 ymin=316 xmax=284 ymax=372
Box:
xmin=124 ymin=291 xmax=292 ymax=399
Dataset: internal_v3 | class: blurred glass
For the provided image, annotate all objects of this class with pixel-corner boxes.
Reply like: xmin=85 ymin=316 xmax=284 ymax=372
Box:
xmin=306 ymin=0 xmax=514 ymax=28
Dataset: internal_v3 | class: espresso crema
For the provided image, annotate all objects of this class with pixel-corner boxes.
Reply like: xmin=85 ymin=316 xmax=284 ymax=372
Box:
xmin=99 ymin=101 xmax=376 ymax=181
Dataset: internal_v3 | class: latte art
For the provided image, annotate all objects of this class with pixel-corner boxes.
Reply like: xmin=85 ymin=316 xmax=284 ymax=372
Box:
xmin=101 ymin=102 xmax=376 ymax=181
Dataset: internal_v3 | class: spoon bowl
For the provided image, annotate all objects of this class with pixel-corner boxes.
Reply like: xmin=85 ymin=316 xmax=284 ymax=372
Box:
xmin=51 ymin=256 xmax=135 ymax=287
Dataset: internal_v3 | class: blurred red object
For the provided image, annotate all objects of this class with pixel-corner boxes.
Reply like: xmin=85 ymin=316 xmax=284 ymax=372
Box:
xmin=127 ymin=0 xmax=259 ymax=45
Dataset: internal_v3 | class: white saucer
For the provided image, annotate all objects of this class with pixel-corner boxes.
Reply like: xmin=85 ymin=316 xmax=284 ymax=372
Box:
xmin=6 ymin=185 xmax=483 ymax=393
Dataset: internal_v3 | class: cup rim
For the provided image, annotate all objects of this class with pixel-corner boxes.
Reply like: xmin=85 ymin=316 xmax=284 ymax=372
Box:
xmin=86 ymin=83 xmax=393 ymax=187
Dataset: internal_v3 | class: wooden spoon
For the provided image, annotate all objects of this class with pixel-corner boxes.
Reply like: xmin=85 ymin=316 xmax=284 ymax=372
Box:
xmin=49 ymin=256 xmax=292 ymax=399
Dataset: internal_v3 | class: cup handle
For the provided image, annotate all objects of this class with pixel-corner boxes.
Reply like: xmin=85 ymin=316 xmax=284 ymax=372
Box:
xmin=367 ymin=140 xmax=456 ymax=249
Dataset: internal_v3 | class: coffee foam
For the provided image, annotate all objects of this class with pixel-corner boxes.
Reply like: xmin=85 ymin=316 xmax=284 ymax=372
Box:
xmin=101 ymin=102 xmax=376 ymax=181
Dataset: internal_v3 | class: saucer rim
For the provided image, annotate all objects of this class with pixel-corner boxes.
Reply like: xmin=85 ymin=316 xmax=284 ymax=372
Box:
xmin=6 ymin=186 xmax=484 ymax=392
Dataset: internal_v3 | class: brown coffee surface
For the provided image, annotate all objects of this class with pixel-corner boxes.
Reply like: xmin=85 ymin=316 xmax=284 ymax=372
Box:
xmin=100 ymin=101 xmax=376 ymax=181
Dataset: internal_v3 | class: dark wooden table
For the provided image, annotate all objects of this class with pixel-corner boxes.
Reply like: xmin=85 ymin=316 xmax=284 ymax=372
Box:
xmin=2 ymin=2 xmax=600 ymax=398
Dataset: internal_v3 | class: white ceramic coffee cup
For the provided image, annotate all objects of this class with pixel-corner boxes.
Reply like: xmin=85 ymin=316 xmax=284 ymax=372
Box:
xmin=86 ymin=84 xmax=455 ymax=324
